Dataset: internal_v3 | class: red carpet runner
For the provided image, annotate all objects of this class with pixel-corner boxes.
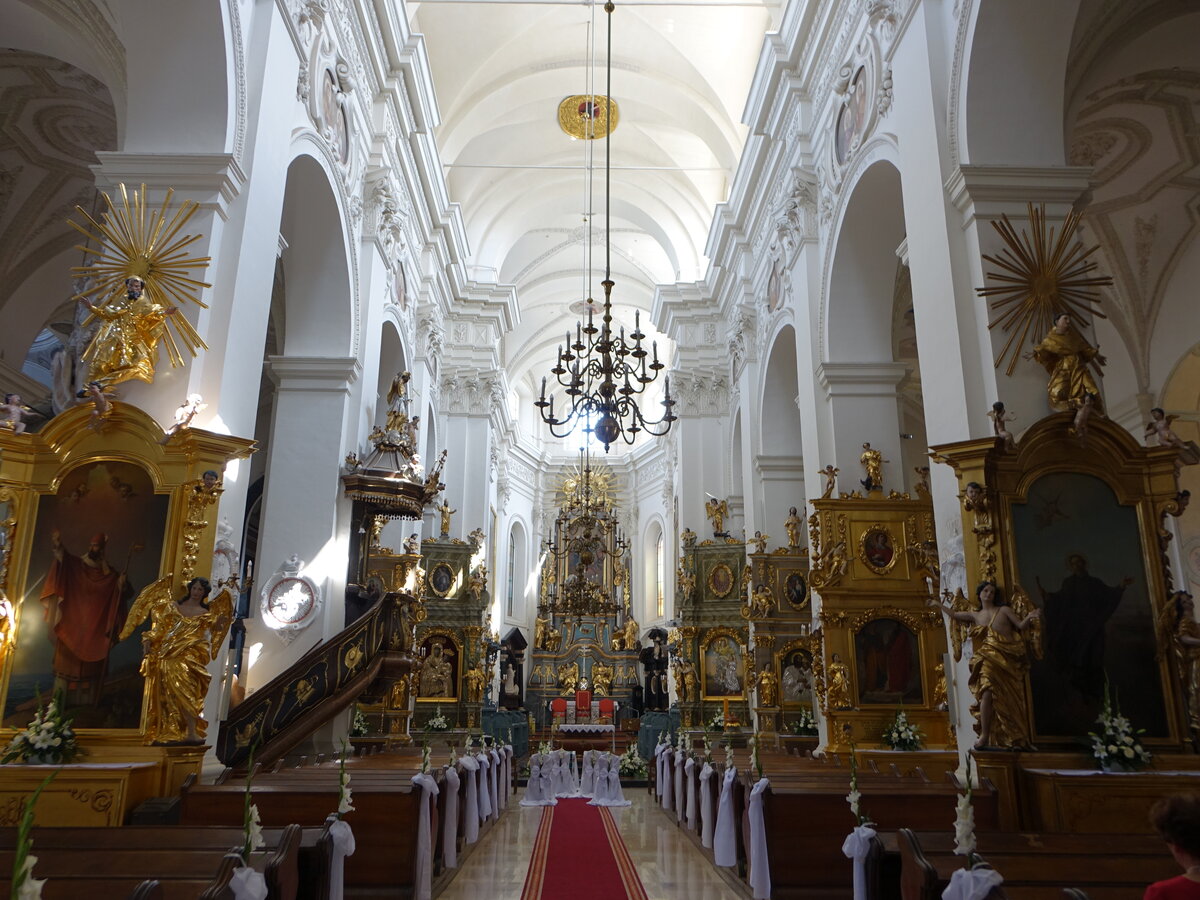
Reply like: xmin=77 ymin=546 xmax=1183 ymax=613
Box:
xmin=520 ymin=798 xmax=649 ymax=900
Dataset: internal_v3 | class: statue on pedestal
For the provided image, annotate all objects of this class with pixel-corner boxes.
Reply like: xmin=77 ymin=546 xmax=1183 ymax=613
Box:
xmin=757 ymin=668 xmax=779 ymax=707
xmin=1028 ymin=313 xmax=1105 ymax=415
xmin=592 ymin=661 xmax=614 ymax=696
xmin=640 ymin=628 xmax=670 ymax=711
xmin=825 ymin=653 xmax=852 ymax=710
xmin=1164 ymin=591 xmax=1200 ymax=732
xmin=437 ymin=499 xmax=456 ymax=537
xmin=705 ymin=498 xmax=729 ymax=537
xmin=818 ymin=465 xmax=839 ymax=499
xmin=785 ymin=506 xmax=803 ymax=549
xmin=859 ymin=443 xmax=886 ymax=493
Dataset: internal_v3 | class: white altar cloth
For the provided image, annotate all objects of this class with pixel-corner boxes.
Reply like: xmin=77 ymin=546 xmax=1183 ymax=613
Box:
xmin=557 ymin=724 xmax=616 ymax=734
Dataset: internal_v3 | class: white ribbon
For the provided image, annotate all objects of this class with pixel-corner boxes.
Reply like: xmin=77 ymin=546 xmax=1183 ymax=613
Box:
xmin=661 ymin=749 xmax=674 ymax=812
xmin=841 ymin=824 xmax=877 ymax=900
xmin=654 ymin=743 xmax=667 ymax=796
xmin=699 ymin=764 xmax=716 ymax=848
xmin=942 ymin=866 xmax=1005 ymax=900
xmin=328 ymin=819 xmax=356 ymax=900
xmin=580 ymin=750 xmax=596 ymax=798
xmin=442 ymin=767 xmax=460 ymax=869
xmin=460 ymin=756 xmax=480 ymax=842
xmin=714 ymin=766 xmax=738 ymax=867
xmin=674 ymin=751 xmax=686 ymax=823
xmin=488 ymin=749 xmax=501 ymax=819
xmin=605 ymin=755 xmax=630 ymax=807
xmin=229 ymin=867 xmax=268 ymax=900
xmin=684 ymin=758 xmax=697 ymax=832
xmin=747 ymin=778 xmax=771 ymax=900
xmin=476 ymin=753 xmax=492 ymax=820
xmin=521 ymin=753 xmax=557 ymax=807
xmin=411 ymin=772 xmax=440 ymax=900
xmin=500 ymin=746 xmax=512 ymax=809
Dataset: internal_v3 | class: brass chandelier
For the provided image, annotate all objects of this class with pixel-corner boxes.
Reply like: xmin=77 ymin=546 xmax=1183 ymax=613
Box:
xmin=535 ymin=1 xmax=677 ymax=452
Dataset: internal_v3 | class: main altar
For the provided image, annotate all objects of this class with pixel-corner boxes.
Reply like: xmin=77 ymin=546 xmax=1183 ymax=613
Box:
xmin=526 ymin=456 xmax=641 ymax=727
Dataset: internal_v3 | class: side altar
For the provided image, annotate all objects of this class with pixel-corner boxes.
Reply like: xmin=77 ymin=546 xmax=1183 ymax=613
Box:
xmin=527 ymin=457 xmax=641 ymax=727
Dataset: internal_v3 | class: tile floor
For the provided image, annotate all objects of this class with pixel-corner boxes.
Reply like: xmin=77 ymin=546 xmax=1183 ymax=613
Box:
xmin=437 ymin=790 xmax=742 ymax=899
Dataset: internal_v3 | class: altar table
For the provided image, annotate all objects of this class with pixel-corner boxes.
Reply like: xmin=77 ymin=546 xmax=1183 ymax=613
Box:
xmin=554 ymin=723 xmax=616 ymax=752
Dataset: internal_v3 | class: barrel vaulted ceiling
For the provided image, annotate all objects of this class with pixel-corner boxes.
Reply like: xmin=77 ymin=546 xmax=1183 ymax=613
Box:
xmin=410 ymin=0 xmax=781 ymax=409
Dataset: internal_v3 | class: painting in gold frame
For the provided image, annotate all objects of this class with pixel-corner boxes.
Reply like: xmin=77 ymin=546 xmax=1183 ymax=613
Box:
xmin=858 ymin=524 xmax=898 ymax=575
xmin=4 ymin=460 xmax=167 ymax=729
xmin=707 ymin=563 xmax=735 ymax=599
xmin=700 ymin=629 xmax=745 ymax=699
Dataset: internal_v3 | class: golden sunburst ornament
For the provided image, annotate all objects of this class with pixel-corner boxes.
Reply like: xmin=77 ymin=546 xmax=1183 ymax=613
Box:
xmin=977 ymin=202 xmax=1112 ymax=376
xmin=69 ymin=183 xmax=211 ymax=384
xmin=558 ymin=461 xmax=615 ymax=508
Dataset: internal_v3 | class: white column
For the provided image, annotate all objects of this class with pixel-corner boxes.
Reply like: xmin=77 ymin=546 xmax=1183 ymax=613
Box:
xmin=245 ymin=356 xmax=360 ymax=690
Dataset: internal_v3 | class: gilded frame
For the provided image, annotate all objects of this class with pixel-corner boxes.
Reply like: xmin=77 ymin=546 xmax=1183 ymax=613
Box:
xmin=699 ymin=626 xmax=747 ymax=700
xmin=428 ymin=562 xmax=456 ymax=598
xmin=857 ymin=522 xmax=899 ymax=575
xmin=775 ymin=634 xmax=824 ymax=710
xmin=707 ymin=562 xmax=735 ymax=599
xmin=414 ymin=627 xmax=463 ymax=702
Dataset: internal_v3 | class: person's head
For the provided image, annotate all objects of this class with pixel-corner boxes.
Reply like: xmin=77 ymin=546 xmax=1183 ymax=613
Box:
xmin=992 ymin=401 xmax=1005 ymax=413
xmin=965 ymin=481 xmax=983 ymax=501
xmin=125 ymin=276 xmax=145 ymax=298
xmin=182 ymin=577 xmax=210 ymax=604
xmin=1067 ymin=553 xmax=1087 ymax=574
xmin=1150 ymin=794 xmax=1200 ymax=868
xmin=202 ymin=470 xmax=219 ymax=487
xmin=789 ymin=506 xmax=797 ymax=515
xmin=1151 ymin=407 xmax=1165 ymax=421
xmin=976 ymin=580 xmax=1005 ymax=607
xmin=1054 ymin=312 xmax=1071 ymax=331
xmin=4 ymin=393 xmax=18 ymax=406
xmin=87 ymin=533 xmax=107 ymax=560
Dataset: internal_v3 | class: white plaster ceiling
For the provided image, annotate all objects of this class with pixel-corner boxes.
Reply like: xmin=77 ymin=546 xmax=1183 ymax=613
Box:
xmin=410 ymin=0 xmax=780 ymax=404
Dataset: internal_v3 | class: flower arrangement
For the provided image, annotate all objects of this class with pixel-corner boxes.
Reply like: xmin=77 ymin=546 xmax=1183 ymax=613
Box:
xmin=1088 ymin=682 xmax=1151 ymax=771
xmin=881 ymin=709 xmax=923 ymax=751
xmin=349 ymin=706 xmax=369 ymax=737
xmin=420 ymin=741 xmax=431 ymax=774
xmin=789 ymin=707 xmax=818 ymax=736
xmin=337 ymin=741 xmax=354 ymax=819
xmin=11 ymin=770 xmax=56 ymax=899
xmin=2 ymin=690 xmax=80 ymax=765
xmin=952 ymin=753 xmax=978 ymax=860
xmin=723 ymin=740 xmax=734 ymax=769
xmin=845 ymin=730 xmax=867 ymax=826
xmin=425 ymin=707 xmax=449 ymax=731
xmin=706 ymin=712 xmax=725 ymax=732
xmin=702 ymin=732 xmax=714 ymax=766
xmin=618 ymin=746 xmax=648 ymax=779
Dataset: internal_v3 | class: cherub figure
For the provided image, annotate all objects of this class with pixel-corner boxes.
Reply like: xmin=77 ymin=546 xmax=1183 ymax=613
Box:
xmin=403 ymin=533 xmax=420 ymax=555
xmin=988 ymin=401 xmax=1017 ymax=451
xmin=750 ymin=583 xmax=774 ymax=618
xmin=78 ymin=380 xmax=115 ymax=430
xmin=680 ymin=526 xmax=698 ymax=548
xmin=748 ymin=531 xmax=770 ymax=554
xmin=0 ymin=394 xmax=40 ymax=435
xmin=1071 ymin=391 xmax=1097 ymax=441
xmin=818 ymin=464 xmax=839 ymax=499
xmin=160 ymin=393 xmax=206 ymax=443
xmin=913 ymin=466 xmax=931 ymax=497
xmin=1146 ymin=407 xmax=1200 ymax=468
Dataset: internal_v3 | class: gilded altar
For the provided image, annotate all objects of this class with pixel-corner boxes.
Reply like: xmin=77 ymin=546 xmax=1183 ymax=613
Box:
xmin=808 ymin=490 xmax=950 ymax=750
xmin=0 ymin=401 xmax=253 ymax=819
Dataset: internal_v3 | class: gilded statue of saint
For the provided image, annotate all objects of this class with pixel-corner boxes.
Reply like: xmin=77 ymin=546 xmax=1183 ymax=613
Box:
xmin=859 ymin=443 xmax=886 ymax=492
xmin=1163 ymin=590 xmax=1200 ymax=733
xmin=757 ymin=668 xmax=779 ymax=707
xmin=785 ymin=506 xmax=803 ymax=549
xmin=464 ymin=662 xmax=485 ymax=703
xmin=1029 ymin=313 xmax=1105 ymax=414
xmin=592 ymin=661 xmax=614 ymax=696
xmin=437 ymin=499 xmax=456 ymax=536
xmin=119 ymin=575 xmax=234 ymax=744
xmin=705 ymin=498 xmax=729 ymax=536
xmin=935 ymin=581 xmax=1040 ymax=750
xmin=81 ymin=277 xmax=183 ymax=388
xmin=825 ymin=653 xmax=852 ymax=710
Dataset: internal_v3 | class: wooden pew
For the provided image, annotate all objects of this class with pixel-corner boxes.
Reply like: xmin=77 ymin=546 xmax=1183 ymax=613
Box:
xmin=895 ymin=828 xmax=1177 ymax=900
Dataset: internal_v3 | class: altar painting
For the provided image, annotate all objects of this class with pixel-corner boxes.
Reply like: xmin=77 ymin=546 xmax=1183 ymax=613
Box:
xmin=854 ymin=617 xmax=922 ymax=705
xmin=780 ymin=647 xmax=815 ymax=707
xmin=415 ymin=633 xmax=460 ymax=701
xmin=702 ymin=634 xmax=745 ymax=699
xmin=5 ymin=461 xmax=166 ymax=730
xmin=1012 ymin=471 xmax=1165 ymax=738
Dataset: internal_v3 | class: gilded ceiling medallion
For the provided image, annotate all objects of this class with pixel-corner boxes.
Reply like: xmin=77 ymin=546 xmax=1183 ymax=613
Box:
xmin=558 ymin=94 xmax=619 ymax=140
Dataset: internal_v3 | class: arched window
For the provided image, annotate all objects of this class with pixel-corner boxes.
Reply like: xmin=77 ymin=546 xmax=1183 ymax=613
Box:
xmin=656 ymin=533 xmax=665 ymax=619
xmin=506 ymin=531 xmax=516 ymax=618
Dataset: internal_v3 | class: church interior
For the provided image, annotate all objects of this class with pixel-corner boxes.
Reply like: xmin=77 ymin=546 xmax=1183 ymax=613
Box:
xmin=1 ymin=0 xmax=1200 ymax=897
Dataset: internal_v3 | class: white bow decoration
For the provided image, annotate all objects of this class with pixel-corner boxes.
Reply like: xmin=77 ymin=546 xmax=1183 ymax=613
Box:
xmin=841 ymin=824 xmax=876 ymax=900
xmin=942 ymin=866 xmax=1004 ymax=900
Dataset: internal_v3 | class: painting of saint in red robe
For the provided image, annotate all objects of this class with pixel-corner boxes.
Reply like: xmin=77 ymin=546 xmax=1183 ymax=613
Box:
xmin=5 ymin=461 xmax=168 ymax=729
xmin=855 ymin=617 xmax=923 ymax=705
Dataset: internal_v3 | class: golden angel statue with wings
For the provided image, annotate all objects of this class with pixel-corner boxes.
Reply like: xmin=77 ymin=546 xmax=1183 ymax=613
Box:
xmin=933 ymin=580 xmax=1041 ymax=750
xmin=69 ymin=184 xmax=211 ymax=389
xmin=119 ymin=574 xmax=234 ymax=744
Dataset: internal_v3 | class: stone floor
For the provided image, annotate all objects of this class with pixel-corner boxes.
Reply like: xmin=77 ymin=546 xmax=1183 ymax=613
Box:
xmin=436 ymin=790 xmax=742 ymax=899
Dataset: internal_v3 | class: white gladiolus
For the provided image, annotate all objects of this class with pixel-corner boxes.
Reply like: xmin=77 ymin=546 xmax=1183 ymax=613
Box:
xmin=953 ymin=793 xmax=976 ymax=855
xmin=846 ymin=789 xmax=860 ymax=816
xmin=248 ymin=803 xmax=264 ymax=853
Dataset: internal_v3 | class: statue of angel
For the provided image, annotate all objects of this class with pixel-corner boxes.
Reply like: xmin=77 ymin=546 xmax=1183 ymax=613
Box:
xmin=705 ymin=497 xmax=729 ymax=537
xmin=1146 ymin=407 xmax=1200 ymax=468
xmin=119 ymin=575 xmax=234 ymax=744
xmin=933 ymin=581 xmax=1040 ymax=750
xmin=988 ymin=401 xmax=1017 ymax=451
